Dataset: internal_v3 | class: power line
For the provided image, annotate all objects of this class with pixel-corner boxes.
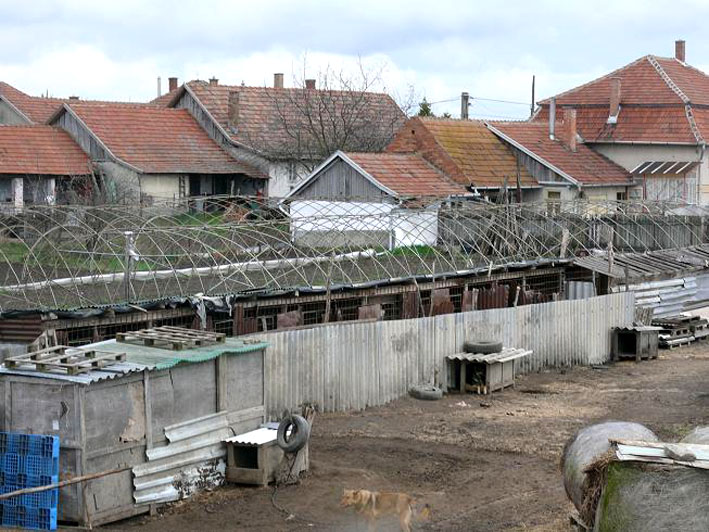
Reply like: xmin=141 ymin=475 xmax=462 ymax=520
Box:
xmin=429 ymin=95 xmax=529 ymax=106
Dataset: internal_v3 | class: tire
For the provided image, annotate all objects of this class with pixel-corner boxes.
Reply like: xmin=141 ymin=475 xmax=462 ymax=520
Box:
xmin=276 ymin=414 xmax=310 ymax=453
xmin=464 ymin=340 xmax=503 ymax=354
xmin=409 ymin=384 xmax=443 ymax=401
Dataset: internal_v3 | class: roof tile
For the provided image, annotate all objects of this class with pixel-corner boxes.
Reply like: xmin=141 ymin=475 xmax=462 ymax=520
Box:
xmin=388 ymin=118 xmax=538 ymax=188
xmin=184 ymin=81 xmax=405 ymax=158
xmin=63 ymin=103 xmax=266 ymax=177
xmin=489 ymin=121 xmax=633 ymax=185
xmin=344 ymin=152 xmax=467 ymax=197
xmin=0 ymin=125 xmax=91 ymax=176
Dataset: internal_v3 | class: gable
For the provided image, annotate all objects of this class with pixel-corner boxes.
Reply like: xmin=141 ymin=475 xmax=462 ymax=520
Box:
xmin=292 ymin=158 xmax=391 ymax=201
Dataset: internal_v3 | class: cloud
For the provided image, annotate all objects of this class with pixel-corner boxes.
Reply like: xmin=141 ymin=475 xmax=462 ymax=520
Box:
xmin=2 ymin=0 xmax=709 ymax=120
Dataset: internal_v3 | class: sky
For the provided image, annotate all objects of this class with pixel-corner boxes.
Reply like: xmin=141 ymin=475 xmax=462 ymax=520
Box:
xmin=2 ymin=0 xmax=709 ymax=120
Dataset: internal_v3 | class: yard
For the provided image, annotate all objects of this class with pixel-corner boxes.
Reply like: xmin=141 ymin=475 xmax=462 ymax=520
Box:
xmin=106 ymin=344 xmax=709 ymax=531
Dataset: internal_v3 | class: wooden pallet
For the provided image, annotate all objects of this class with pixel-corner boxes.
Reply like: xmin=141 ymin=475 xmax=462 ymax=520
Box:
xmin=4 ymin=345 xmax=126 ymax=375
xmin=116 ymin=326 xmax=226 ymax=351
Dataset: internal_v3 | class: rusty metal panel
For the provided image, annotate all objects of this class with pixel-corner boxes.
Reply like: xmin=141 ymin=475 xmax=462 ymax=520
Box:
xmin=358 ymin=304 xmax=382 ymax=320
xmin=276 ymin=310 xmax=301 ymax=330
xmin=431 ymin=288 xmax=454 ymax=316
xmin=402 ymin=292 xmax=418 ymax=318
xmin=478 ymin=284 xmax=509 ymax=309
xmin=462 ymin=287 xmax=477 ymax=312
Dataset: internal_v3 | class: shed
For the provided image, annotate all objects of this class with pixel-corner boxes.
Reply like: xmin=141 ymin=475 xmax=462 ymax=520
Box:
xmin=283 ymin=151 xmax=469 ymax=249
xmin=0 ymin=336 xmax=268 ymax=526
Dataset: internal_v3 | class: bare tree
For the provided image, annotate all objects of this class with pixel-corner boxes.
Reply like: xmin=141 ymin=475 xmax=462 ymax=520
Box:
xmin=260 ymin=60 xmax=411 ymax=174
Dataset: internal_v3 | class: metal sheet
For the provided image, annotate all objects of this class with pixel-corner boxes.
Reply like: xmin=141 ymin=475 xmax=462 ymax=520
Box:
xmin=447 ymin=347 xmax=532 ymax=363
xmin=256 ymin=293 xmax=634 ymax=417
xmin=224 ymin=427 xmax=277 ymax=446
xmin=133 ymin=411 xmax=233 ymax=505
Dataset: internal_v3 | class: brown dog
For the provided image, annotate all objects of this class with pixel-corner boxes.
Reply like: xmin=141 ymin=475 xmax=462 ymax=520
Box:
xmin=341 ymin=489 xmax=430 ymax=531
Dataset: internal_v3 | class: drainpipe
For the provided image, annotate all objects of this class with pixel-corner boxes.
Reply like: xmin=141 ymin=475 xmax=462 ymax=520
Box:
xmin=697 ymin=142 xmax=706 ymax=204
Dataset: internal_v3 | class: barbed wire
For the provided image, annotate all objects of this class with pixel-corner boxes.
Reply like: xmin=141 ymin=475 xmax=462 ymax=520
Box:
xmin=0 ymin=196 xmax=703 ymax=311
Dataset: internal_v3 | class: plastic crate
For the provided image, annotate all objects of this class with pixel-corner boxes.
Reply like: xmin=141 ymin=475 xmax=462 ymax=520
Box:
xmin=1 ymin=484 xmax=58 ymax=509
xmin=0 ymin=434 xmax=59 ymax=459
xmin=15 ymin=473 xmax=58 ymax=490
xmin=24 ymin=455 xmax=59 ymax=478
xmin=10 ymin=505 xmax=57 ymax=531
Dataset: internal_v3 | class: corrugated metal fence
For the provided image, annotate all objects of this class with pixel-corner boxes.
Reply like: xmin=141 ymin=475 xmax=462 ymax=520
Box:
xmin=254 ymin=293 xmax=634 ymax=416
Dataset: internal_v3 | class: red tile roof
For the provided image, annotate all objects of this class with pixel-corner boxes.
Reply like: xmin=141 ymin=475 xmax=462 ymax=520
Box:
xmin=536 ymin=56 xmax=709 ymax=143
xmin=0 ymin=82 xmax=68 ymax=124
xmin=488 ymin=121 xmax=633 ymax=186
xmin=181 ymin=81 xmax=405 ymax=158
xmin=387 ymin=118 xmax=538 ymax=188
xmin=62 ymin=103 xmax=266 ymax=177
xmin=0 ymin=126 xmax=91 ymax=176
xmin=345 ymin=152 xmax=467 ymax=197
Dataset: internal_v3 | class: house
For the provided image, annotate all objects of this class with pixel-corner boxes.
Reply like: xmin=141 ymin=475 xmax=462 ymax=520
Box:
xmin=0 ymin=125 xmax=92 ymax=210
xmin=283 ymin=151 xmax=468 ymax=248
xmin=487 ymin=110 xmax=635 ymax=206
xmin=0 ymin=82 xmax=74 ymax=125
xmin=48 ymin=102 xmax=267 ymax=204
xmin=534 ymin=40 xmax=708 ymax=203
xmin=162 ymin=76 xmax=406 ymax=197
xmin=386 ymin=117 xmax=541 ymax=201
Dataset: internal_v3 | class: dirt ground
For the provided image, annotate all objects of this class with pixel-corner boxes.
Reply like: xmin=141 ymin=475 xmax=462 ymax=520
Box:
xmin=105 ymin=343 xmax=709 ymax=532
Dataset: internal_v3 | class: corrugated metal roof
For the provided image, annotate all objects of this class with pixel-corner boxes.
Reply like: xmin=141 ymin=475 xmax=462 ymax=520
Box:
xmin=446 ymin=347 xmax=533 ymax=364
xmin=574 ymin=244 xmax=709 ymax=280
xmin=133 ymin=411 xmax=230 ymax=505
xmin=0 ymin=337 xmax=268 ymax=384
xmin=224 ymin=427 xmax=277 ymax=446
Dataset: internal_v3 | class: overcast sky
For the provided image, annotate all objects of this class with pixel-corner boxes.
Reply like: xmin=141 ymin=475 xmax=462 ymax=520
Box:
xmin=2 ymin=0 xmax=709 ymax=120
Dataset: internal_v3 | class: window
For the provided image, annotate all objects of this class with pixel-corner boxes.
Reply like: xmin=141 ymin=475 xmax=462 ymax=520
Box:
xmin=616 ymin=191 xmax=627 ymax=201
xmin=546 ymin=190 xmax=561 ymax=215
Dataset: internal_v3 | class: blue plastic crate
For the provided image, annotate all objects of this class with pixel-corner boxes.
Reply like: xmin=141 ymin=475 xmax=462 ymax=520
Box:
xmin=15 ymin=473 xmax=58 ymax=489
xmin=1 ymin=484 xmax=57 ymax=509
xmin=27 ymin=436 xmax=59 ymax=459
xmin=20 ymin=488 xmax=58 ymax=510
xmin=0 ymin=433 xmax=59 ymax=458
xmin=1 ymin=503 xmax=18 ymax=527
xmin=23 ymin=455 xmax=59 ymax=478
xmin=1 ymin=453 xmax=21 ymax=477
xmin=12 ymin=505 xmax=57 ymax=531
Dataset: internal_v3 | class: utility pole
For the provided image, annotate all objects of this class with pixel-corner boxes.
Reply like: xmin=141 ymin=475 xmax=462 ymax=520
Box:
xmin=530 ymin=75 xmax=536 ymax=118
xmin=461 ymin=92 xmax=469 ymax=120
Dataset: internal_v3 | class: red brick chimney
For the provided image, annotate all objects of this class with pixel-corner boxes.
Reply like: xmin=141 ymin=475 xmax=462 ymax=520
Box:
xmin=305 ymin=79 xmax=316 ymax=90
xmin=274 ymin=73 xmax=284 ymax=89
xmin=562 ymin=109 xmax=577 ymax=152
xmin=168 ymin=77 xmax=178 ymax=92
xmin=608 ymin=77 xmax=621 ymax=123
xmin=228 ymin=91 xmax=239 ymax=129
xmin=209 ymin=77 xmax=219 ymax=87
xmin=675 ymin=39 xmax=686 ymax=62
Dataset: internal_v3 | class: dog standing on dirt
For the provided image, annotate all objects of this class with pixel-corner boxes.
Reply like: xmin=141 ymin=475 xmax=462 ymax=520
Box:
xmin=340 ymin=489 xmax=430 ymax=531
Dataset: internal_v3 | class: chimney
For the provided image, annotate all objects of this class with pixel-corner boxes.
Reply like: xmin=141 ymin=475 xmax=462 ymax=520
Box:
xmin=305 ymin=79 xmax=316 ymax=90
xmin=274 ymin=73 xmax=284 ymax=89
xmin=157 ymin=76 xmax=162 ymax=98
xmin=461 ymin=92 xmax=469 ymax=120
xmin=675 ymin=39 xmax=686 ymax=62
xmin=209 ymin=77 xmax=219 ymax=87
xmin=168 ymin=77 xmax=178 ymax=92
xmin=608 ymin=77 xmax=621 ymax=123
xmin=563 ymin=109 xmax=577 ymax=152
xmin=549 ymin=97 xmax=556 ymax=140
xmin=228 ymin=90 xmax=239 ymax=129
xmin=68 ymin=96 xmax=79 ymax=100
